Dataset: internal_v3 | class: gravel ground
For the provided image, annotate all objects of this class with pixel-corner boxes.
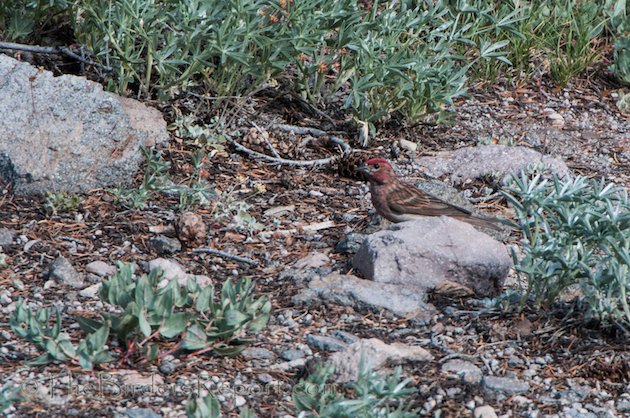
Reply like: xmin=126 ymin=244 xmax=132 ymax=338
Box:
xmin=0 ymin=74 xmax=629 ymax=418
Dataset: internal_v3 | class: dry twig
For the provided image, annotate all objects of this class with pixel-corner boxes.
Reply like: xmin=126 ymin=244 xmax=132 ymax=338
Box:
xmin=228 ymin=123 xmax=352 ymax=167
xmin=0 ymin=41 xmax=112 ymax=72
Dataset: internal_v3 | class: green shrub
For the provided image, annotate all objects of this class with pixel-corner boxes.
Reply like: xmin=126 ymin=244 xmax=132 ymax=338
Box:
xmin=74 ymin=0 xmax=511 ymax=131
xmin=467 ymin=1 xmax=611 ymax=85
xmin=0 ymin=0 xmax=73 ymax=41
xmin=611 ymin=35 xmax=630 ymax=84
xmin=503 ymin=173 xmax=630 ymax=327
xmin=293 ymin=363 xmax=418 ymax=417
xmin=10 ymin=262 xmax=271 ymax=369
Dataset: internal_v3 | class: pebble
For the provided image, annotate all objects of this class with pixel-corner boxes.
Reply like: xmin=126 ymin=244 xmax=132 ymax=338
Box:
xmin=49 ymin=256 xmax=85 ymax=289
xmin=306 ymin=334 xmax=347 ymax=352
xmin=85 ymin=261 xmax=116 ymax=277
xmin=114 ymin=408 xmax=161 ymax=418
xmin=148 ymin=235 xmax=182 ymax=255
xmin=0 ymin=228 xmax=15 ymax=247
xmin=482 ymin=376 xmax=530 ymax=394
xmin=441 ymin=360 xmax=483 ymax=385
xmin=280 ymin=349 xmax=305 ymax=361
xmin=241 ymin=347 xmax=275 ymax=360
xmin=474 ymin=405 xmax=498 ymax=418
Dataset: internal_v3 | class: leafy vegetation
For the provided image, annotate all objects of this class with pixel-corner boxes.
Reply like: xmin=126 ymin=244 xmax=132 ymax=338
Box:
xmin=292 ymin=363 xmax=418 ymax=417
xmin=503 ymin=173 xmax=630 ymax=327
xmin=10 ymin=262 xmax=271 ymax=369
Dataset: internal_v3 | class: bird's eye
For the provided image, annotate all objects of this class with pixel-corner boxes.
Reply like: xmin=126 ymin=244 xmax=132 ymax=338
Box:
xmin=374 ymin=164 xmax=380 ymax=169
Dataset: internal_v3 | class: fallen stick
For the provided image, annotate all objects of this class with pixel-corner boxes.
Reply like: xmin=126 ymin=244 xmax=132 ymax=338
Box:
xmin=0 ymin=41 xmax=112 ymax=72
xmin=227 ymin=137 xmax=337 ymax=167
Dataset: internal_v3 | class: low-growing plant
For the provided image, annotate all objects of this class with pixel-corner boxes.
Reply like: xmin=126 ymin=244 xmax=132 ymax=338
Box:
xmin=0 ymin=0 xmax=73 ymax=41
xmin=611 ymin=35 xmax=630 ymax=84
xmin=503 ymin=173 xmax=630 ymax=327
xmin=86 ymin=262 xmax=271 ymax=360
xmin=110 ymin=147 xmax=171 ymax=209
xmin=44 ymin=191 xmax=82 ymax=216
xmin=10 ymin=262 xmax=271 ymax=369
xmin=0 ymin=383 xmax=22 ymax=415
xmin=186 ymin=392 xmax=257 ymax=418
xmin=9 ymin=299 xmax=113 ymax=369
xmin=292 ymin=362 xmax=419 ymax=417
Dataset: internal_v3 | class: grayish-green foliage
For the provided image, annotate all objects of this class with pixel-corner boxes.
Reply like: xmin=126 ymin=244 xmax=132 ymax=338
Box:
xmin=503 ymin=173 xmax=630 ymax=327
xmin=10 ymin=262 xmax=271 ymax=369
xmin=292 ymin=362 xmax=419 ymax=418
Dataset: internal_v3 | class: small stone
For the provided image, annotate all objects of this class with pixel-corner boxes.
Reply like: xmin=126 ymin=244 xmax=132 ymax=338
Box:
xmin=512 ymin=395 xmax=531 ymax=405
xmin=148 ymin=235 xmax=182 ymax=255
xmin=114 ymin=408 xmax=161 ymax=418
xmin=306 ymin=335 xmax=348 ymax=352
xmin=0 ymin=292 xmax=12 ymax=305
xmin=158 ymin=360 xmax=176 ymax=375
xmin=241 ymin=347 xmax=275 ymax=360
xmin=49 ymin=256 xmax=85 ymax=289
xmin=78 ymin=283 xmax=102 ymax=299
xmin=334 ymin=233 xmax=366 ymax=254
xmin=234 ymin=395 xmax=246 ymax=407
xmin=280 ymin=349 xmax=305 ymax=361
xmin=474 ymin=405 xmax=498 ymax=418
xmin=85 ymin=261 xmax=116 ymax=277
xmin=0 ymin=228 xmax=15 ymax=248
xmin=399 ymin=138 xmax=418 ymax=153
xmin=482 ymin=376 xmax=530 ymax=394
xmin=441 ymin=360 xmax=483 ymax=385
xmin=331 ymin=330 xmax=359 ymax=344
xmin=257 ymin=373 xmax=273 ymax=384
xmin=328 ymin=338 xmax=433 ymax=383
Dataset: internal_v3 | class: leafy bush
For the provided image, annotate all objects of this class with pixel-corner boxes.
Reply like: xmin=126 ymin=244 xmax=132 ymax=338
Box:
xmin=292 ymin=363 xmax=418 ymax=417
xmin=503 ymin=173 xmax=630 ymax=327
xmin=0 ymin=0 xmax=73 ymax=41
xmin=10 ymin=262 xmax=271 ymax=369
xmin=466 ymin=0 xmax=612 ymax=85
xmin=73 ymin=0 xmax=512 ymax=130
xmin=611 ymin=35 xmax=630 ymax=84
xmin=0 ymin=383 xmax=22 ymax=415
xmin=10 ymin=299 xmax=113 ymax=369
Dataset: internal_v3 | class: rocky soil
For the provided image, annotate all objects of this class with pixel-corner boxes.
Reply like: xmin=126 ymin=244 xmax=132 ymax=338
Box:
xmin=0 ymin=65 xmax=629 ymax=418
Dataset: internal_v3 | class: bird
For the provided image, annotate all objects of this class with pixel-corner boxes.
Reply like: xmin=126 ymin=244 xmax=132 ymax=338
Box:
xmin=356 ymin=157 xmax=504 ymax=231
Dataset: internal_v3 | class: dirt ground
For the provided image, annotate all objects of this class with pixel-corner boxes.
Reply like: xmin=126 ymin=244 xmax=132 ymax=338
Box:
xmin=0 ymin=69 xmax=629 ymax=417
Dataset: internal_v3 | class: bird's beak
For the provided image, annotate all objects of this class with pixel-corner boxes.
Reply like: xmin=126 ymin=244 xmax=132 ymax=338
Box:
xmin=356 ymin=164 xmax=371 ymax=175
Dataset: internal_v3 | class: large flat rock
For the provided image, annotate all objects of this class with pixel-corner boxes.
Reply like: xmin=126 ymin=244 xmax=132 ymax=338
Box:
xmin=416 ymin=144 xmax=569 ymax=184
xmin=0 ymin=55 xmax=168 ymax=195
xmin=353 ymin=217 xmax=511 ymax=297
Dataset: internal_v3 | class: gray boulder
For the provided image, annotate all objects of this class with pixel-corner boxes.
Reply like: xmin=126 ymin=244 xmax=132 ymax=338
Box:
xmin=353 ymin=217 xmax=511 ymax=297
xmin=0 ymin=55 xmax=168 ymax=195
xmin=415 ymin=144 xmax=569 ymax=184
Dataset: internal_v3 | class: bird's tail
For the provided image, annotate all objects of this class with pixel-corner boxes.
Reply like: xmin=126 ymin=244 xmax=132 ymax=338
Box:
xmin=456 ymin=214 xmax=511 ymax=232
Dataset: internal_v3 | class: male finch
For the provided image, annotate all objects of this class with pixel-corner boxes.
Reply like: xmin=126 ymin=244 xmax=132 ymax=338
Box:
xmin=356 ymin=157 xmax=503 ymax=230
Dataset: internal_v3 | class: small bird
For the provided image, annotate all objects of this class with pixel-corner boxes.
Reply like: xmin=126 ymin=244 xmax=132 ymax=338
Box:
xmin=356 ymin=157 xmax=503 ymax=230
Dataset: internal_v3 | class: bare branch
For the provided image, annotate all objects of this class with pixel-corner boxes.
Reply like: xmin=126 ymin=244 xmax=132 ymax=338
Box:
xmin=271 ymin=123 xmax=351 ymax=154
xmin=0 ymin=41 xmax=112 ymax=72
xmin=227 ymin=137 xmax=337 ymax=167
xmin=252 ymin=122 xmax=281 ymax=159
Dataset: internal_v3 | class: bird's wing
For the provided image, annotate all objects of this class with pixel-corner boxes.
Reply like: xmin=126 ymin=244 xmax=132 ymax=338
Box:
xmin=387 ymin=182 xmax=473 ymax=217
